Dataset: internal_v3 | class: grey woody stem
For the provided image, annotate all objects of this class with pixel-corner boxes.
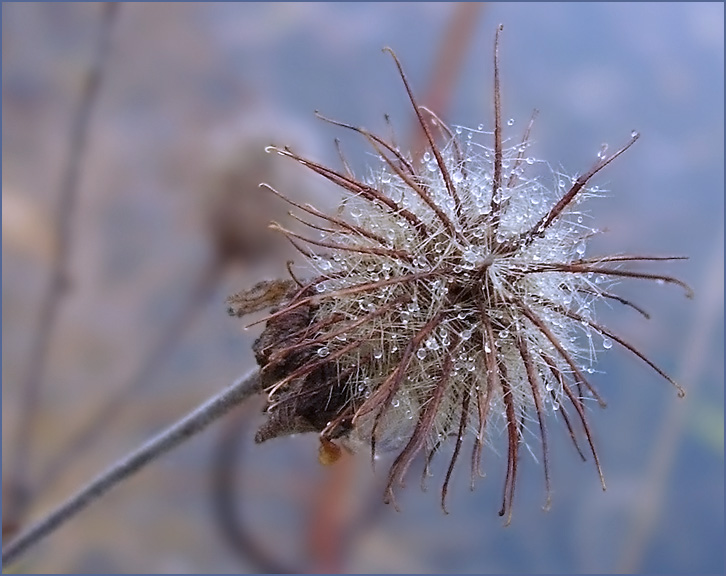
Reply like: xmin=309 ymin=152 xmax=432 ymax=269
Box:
xmin=1 ymin=369 xmax=261 ymax=568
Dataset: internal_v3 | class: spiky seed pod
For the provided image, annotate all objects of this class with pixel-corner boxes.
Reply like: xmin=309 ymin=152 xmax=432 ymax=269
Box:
xmin=228 ymin=27 xmax=691 ymax=521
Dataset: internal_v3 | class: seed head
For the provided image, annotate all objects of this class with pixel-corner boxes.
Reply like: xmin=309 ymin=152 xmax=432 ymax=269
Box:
xmin=228 ymin=27 xmax=691 ymax=522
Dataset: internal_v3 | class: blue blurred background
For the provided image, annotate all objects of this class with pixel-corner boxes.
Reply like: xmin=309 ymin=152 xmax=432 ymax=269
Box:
xmin=2 ymin=2 xmax=723 ymax=573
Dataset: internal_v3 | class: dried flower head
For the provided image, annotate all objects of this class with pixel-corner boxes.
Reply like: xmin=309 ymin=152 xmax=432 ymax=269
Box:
xmin=228 ymin=27 xmax=691 ymax=522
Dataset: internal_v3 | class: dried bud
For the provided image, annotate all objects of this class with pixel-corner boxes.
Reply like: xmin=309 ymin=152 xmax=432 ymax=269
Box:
xmin=202 ymin=115 xmax=325 ymax=266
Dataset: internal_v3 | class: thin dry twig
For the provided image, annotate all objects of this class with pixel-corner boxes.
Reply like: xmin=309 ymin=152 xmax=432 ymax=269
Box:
xmin=211 ymin=396 xmax=296 ymax=574
xmin=4 ymin=1 xmax=120 ymax=536
xmin=1 ymin=369 xmax=261 ymax=569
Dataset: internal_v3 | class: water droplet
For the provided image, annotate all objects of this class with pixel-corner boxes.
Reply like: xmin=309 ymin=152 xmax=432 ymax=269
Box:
xmin=484 ymin=343 xmax=492 ymax=353
xmin=597 ymin=143 xmax=609 ymax=159
xmin=602 ymin=338 xmax=613 ymax=349
xmin=381 ymin=172 xmax=391 ymax=183
xmin=392 ymin=398 xmax=400 ymax=407
xmin=477 ymin=123 xmax=484 ymax=131
xmin=423 ymin=151 xmax=431 ymax=162
xmin=417 ymin=348 xmax=427 ymax=360
xmin=507 ymin=118 xmax=515 ymax=126
xmin=575 ymin=242 xmax=586 ymax=256
xmin=462 ymin=247 xmax=480 ymax=264
xmin=526 ymin=157 xmax=535 ymax=165
xmin=631 ymin=130 xmax=640 ymax=139
xmin=452 ymin=171 xmax=464 ymax=183
xmin=552 ymin=400 xmax=560 ymax=411
xmin=374 ymin=349 xmax=383 ymax=359
xmin=461 ymin=328 xmax=473 ymax=340
xmin=317 ymin=346 xmax=330 ymax=358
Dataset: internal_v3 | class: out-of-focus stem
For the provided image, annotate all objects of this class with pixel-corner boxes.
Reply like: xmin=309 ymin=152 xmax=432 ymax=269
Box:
xmin=211 ymin=397 xmax=297 ymax=574
xmin=307 ymin=452 xmax=354 ymax=573
xmin=617 ymin=225 xmax=722 ymax=572
xmin=409 ymin=2 xmax=485 ymax=160
xmin=4 ymin=1 xmax=120 ymax=535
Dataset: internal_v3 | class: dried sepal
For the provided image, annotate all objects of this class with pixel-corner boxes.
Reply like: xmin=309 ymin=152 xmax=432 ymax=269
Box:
xmin=227 ymin=279 xmax=298 ymax=317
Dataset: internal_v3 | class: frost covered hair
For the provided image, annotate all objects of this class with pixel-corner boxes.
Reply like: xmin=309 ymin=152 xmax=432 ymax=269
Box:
xmin=228 ymin=26 xmax=691 ymax=522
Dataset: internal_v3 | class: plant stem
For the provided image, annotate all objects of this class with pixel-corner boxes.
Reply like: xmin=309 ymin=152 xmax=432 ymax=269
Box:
xmin=5 ymin=1 xmax=120 ymax=532
xmin=211 ymin=397 xmax=296 ymax=573
xmin=1 ymin=368 xmax=261 ymax=569
xmin=409 ymin=1 xmax=484 ymax=159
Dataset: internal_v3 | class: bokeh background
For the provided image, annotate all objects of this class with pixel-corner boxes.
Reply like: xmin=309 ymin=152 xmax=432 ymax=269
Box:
xmin=2 ymin=2 xmax=723 ymax=573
